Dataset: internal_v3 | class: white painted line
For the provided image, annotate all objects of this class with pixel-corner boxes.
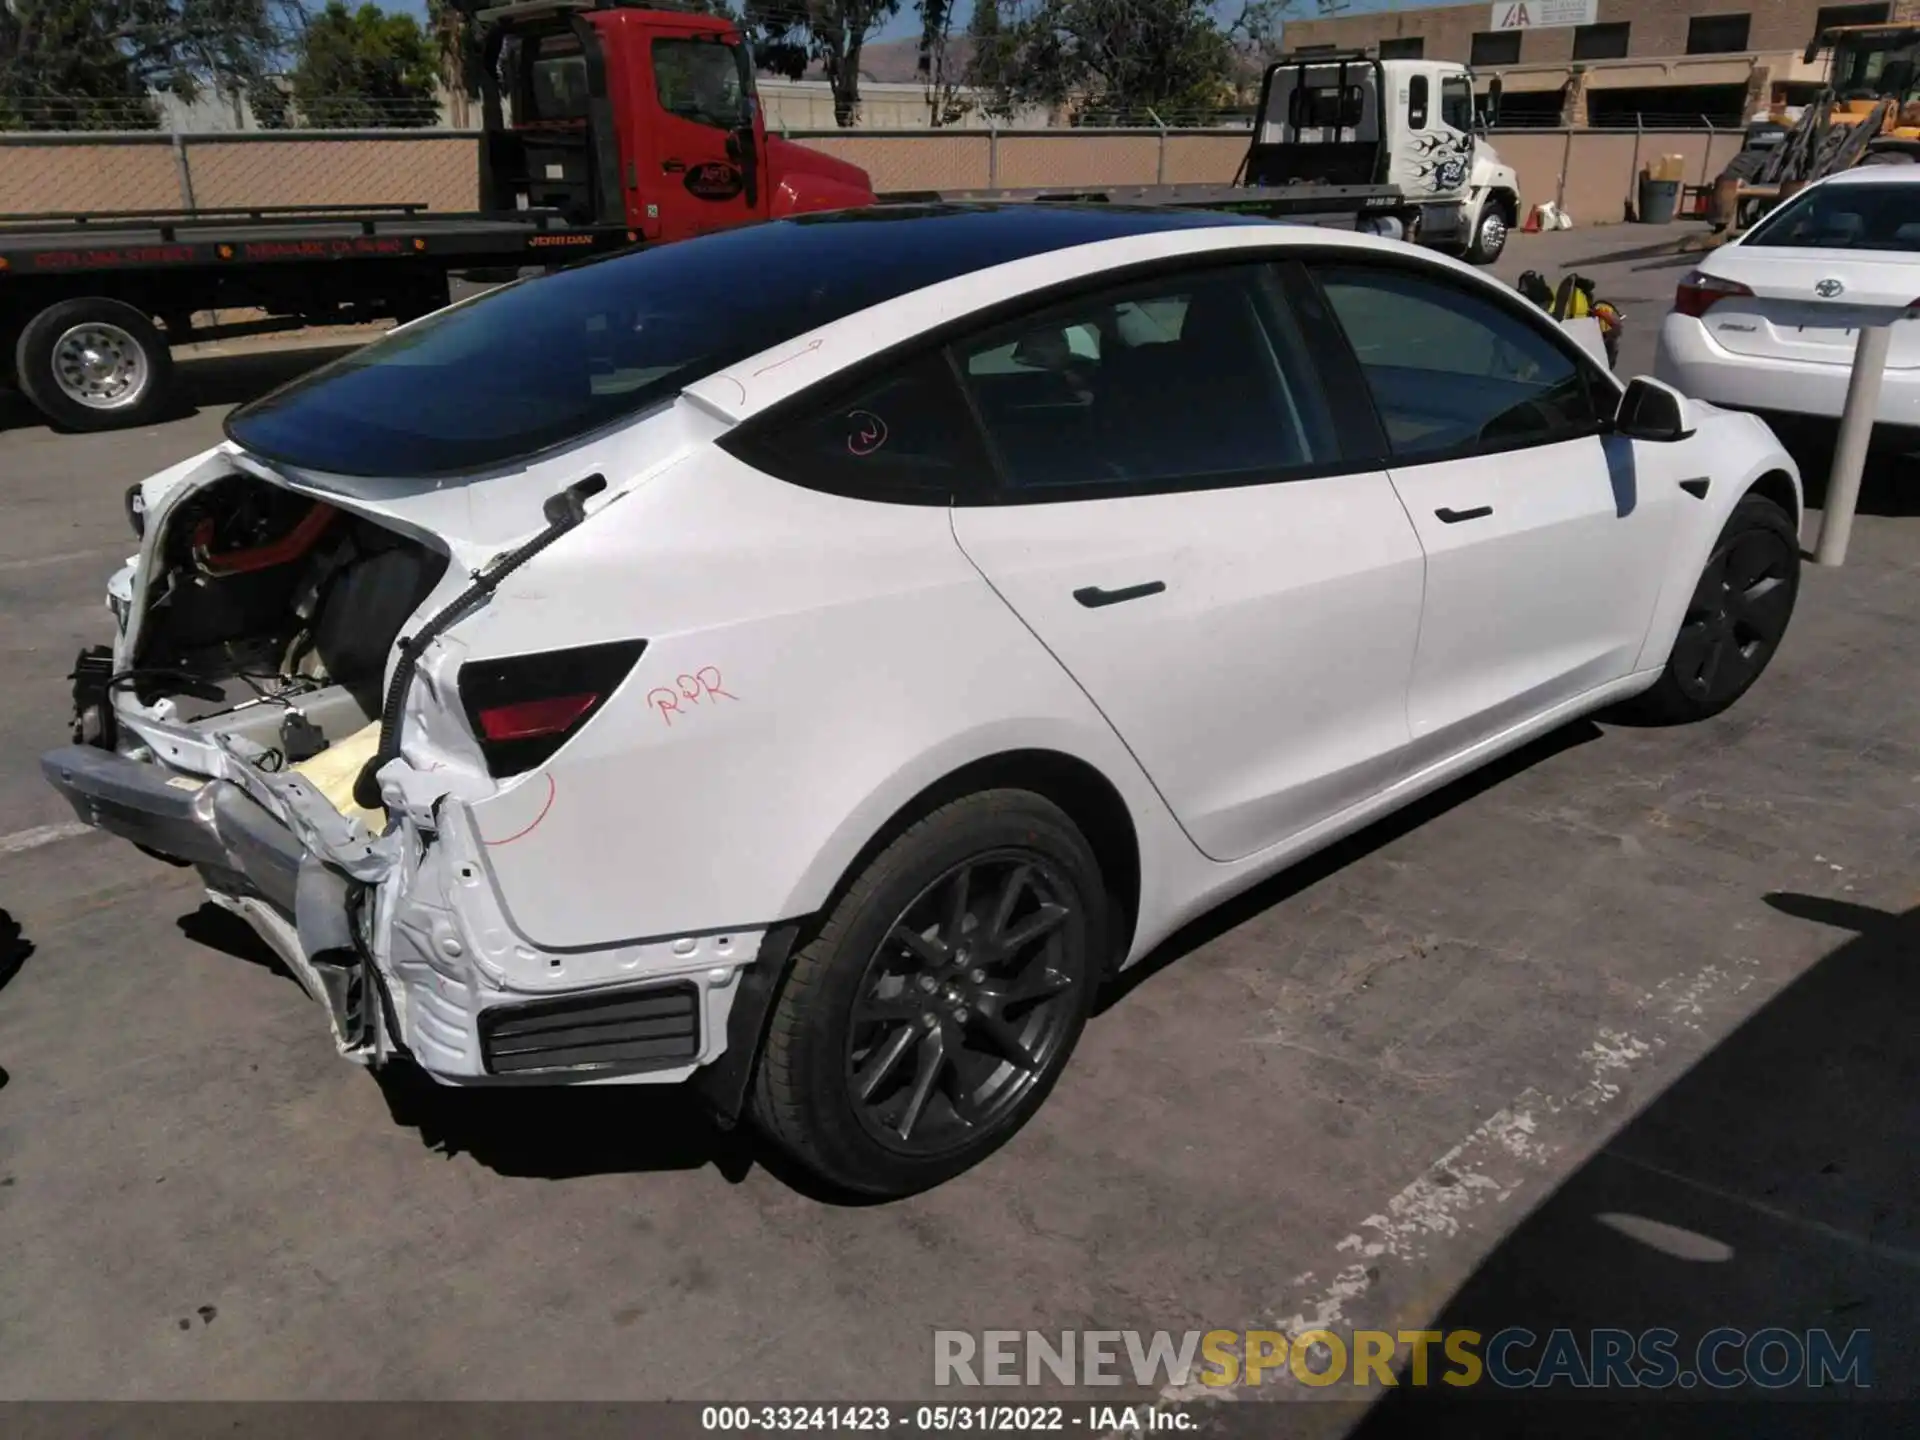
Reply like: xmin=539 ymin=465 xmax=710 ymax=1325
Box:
xmin=0 ymin=545 xmax=129 ymax=574
xmin=1125 ymin=957 xmax=1761 ymax=1425
xmin=0 ymin=821 xmax=93 ymax=856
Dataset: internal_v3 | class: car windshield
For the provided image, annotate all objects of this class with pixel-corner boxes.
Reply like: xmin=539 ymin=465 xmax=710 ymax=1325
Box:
xmin=1744 ymin=182 xmax=1920 ymax=253
xmin=224 ymin=204 xmax=1271 ymax=480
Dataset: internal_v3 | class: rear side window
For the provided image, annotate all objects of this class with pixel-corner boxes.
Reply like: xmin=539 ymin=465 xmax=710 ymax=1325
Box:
xmin=722 ymin=351 xmax=991 ymax=503
xmin=1316 ymin=264 xmax=1600 ymax=459
xmin=953 ymin=265 xmax=1339 ymax=495
xmin=1745 ymin=182 xmax=1920 ymax=253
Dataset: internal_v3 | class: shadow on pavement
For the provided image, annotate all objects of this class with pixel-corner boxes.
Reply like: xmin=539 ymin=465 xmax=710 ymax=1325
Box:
xmin=1342 ymin=893 xmax=1918 ymax=1435
xmin=0 ymin=908 xmax=31 ymax=997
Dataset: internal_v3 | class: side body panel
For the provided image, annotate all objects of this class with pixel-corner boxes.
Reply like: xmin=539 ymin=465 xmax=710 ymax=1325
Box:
xmin=452 ymin=452 xmax=1190 ymax=951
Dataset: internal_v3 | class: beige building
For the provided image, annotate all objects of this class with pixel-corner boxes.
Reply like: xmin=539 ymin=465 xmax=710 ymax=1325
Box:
xmin=1282 ymin=0 xmax=1920 ymax=126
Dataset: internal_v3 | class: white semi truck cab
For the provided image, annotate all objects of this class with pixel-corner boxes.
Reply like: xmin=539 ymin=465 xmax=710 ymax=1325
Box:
xmin=1252 ymin=51 xmax=1522 ymax=264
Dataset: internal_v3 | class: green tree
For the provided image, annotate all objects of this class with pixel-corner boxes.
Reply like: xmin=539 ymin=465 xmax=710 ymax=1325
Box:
xmin=966 ymin=0 xmax=1275 ymax=123
xmin=0 ymin=0 xmax=290 ymax=131
xmin=290 ymin=1 xmax=438 ymax=129
xmin=747 ymin=0 xmax=902 ymax=128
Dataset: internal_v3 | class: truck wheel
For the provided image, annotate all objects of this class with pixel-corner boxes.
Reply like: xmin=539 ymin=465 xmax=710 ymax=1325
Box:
xmin=14 ymin=297 xmax=174 ymax=432
xmin=750 ymin=789 xmax=1107 ymax=1197
xmin=1465 ymin=203 xmax=1511 ymax=265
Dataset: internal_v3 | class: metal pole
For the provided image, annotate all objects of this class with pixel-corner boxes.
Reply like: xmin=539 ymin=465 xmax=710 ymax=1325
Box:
xmin=1556 ymin=126 xmax=1572 ymax=212
xmin=1699 ymin=116 xmax=1715 ymax=194
xmin=1813 ymin=321 xmax=1894 ymax=567
xmin=1630 ymin=113 xmax=1643 ymax=217
xmin=1148 ymin=107 xmax=1167 ymax=184
xmin=171 ymin=131 xmax=196 ymax=211
xmin=988 ymin=120 xmax=999 ymax=187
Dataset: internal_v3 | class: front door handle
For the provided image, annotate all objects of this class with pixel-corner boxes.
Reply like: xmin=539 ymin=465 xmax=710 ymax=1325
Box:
xmin=1074 ymin=581 xmax=1166 ymax=608
xmin=662 ymin=159 xmax=686 ymax=173
xmin=1435 ymin=505 xmax=1493 ymax=524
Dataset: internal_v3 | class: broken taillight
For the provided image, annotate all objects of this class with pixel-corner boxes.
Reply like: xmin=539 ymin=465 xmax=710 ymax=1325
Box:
xmin=458 ymin=639 xmax=647 ymax=777
xmin=1674 ymin=270 xmax=1754 ymax=319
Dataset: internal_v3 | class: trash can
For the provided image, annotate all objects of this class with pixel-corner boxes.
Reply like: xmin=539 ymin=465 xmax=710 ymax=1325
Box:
xmin=1638 ymin=175 xmax=1681 ymax=224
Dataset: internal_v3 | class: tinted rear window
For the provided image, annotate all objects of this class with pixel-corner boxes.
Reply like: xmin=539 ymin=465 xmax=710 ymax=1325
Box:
xmin=225 ymin=204 xmax=1270 ymax=480
xmin=1745 ymin=182 xmax=1920 ymax=253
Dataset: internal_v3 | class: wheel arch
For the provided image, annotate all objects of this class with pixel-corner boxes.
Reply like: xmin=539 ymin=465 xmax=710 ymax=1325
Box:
xmin=1744 ymin=466 xmax=1801 ymax=533
xmin=796 ymin=746 xmax=1144 ymax=975
xmin=695 ymin=744 xmax=1146 ymax=1128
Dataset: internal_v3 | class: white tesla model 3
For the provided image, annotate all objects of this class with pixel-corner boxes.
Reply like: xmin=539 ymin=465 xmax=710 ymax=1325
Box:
xmin=45 ymin=204 xmax=1803 ymax=1195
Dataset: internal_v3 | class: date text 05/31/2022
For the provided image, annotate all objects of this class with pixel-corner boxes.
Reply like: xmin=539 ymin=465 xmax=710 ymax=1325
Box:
xmin=700 ymin=1406 xmax=1192 ymax=1433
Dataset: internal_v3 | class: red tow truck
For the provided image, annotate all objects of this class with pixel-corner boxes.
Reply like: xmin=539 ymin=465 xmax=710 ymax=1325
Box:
xmin=1 ymin=1 xmax=1427 ymax=433
xmin=0 ymin=2 xmax=873 ymax=431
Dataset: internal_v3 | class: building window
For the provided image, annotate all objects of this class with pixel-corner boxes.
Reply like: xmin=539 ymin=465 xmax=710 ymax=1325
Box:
xmin=1686 ymin=14 xmax=1752 ymax=54
xmin=1295 ymin=43 xmax=1337 ymax=53
xmin=1471 ymin=30 xmax=1523 ymax=66
xmin=1572 ymin=22 xmax=1632 ymax=60
xmin=1379 ymin=37 xmax=1425 ymax=59
xmin=1814 ymin=3 xmax=1891 ymax=32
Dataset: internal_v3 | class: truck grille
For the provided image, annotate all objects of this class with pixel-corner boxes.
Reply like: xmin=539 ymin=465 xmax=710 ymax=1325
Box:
xmin=477 ymin=980 xmax=701 ymax=1076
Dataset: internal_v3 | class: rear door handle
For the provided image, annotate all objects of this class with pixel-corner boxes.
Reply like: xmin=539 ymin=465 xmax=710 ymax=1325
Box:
xmin=1435 ymin=505 xmax=1493 ymax=524
xmin=1074 ymin=581 xmax=1166 ymax=608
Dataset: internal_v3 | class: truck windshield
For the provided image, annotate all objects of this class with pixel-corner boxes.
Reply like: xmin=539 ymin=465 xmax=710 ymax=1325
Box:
xmin=1744 ymin=182 xmax=1920 ymax=252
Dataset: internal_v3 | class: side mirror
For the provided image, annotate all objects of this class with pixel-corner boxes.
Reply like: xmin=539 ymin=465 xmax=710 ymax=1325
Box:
xmin=1614 ymin=376 xmax=1698 ymax=442
xmin=1487 ymin=75 xmax=1504 ymax=126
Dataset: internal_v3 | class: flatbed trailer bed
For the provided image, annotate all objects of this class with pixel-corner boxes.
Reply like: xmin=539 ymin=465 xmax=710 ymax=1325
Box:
xmin=0 ymin=203 xmax=635 ymax=431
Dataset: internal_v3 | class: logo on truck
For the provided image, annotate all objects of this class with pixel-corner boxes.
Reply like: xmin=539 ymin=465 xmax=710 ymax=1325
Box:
xmin=684 ymin=162 xmax=745 ymax=201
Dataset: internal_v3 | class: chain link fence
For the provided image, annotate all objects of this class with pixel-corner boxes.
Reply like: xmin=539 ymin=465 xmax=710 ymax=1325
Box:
xmin=0 ymin=123 xmax=1748 ymax=228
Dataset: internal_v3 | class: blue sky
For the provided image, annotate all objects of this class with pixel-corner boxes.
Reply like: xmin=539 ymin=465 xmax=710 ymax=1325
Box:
xmin=376 ymin=0 xmax=1419 ymax=49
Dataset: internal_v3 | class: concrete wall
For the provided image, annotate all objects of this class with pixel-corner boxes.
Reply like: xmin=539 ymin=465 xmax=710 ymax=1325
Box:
xmin=0 ymin=125 xmax=1745 ymax=227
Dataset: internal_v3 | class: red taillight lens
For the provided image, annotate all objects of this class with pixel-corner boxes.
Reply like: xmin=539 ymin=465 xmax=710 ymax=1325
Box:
xmin=459 ymin=639 xmax=647 ymax=777
xmin=1674 ymin=269 xmax=1754 ymax=319
xmin=478 ymin=693 xmax=600 ymax=742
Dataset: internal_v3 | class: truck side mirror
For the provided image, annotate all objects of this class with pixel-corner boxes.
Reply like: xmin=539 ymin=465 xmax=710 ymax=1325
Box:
xmin=1485 ymin=75 xmax=1504 ymax=129
xmin=1614 ymin=376 xmax=1698 ymax=442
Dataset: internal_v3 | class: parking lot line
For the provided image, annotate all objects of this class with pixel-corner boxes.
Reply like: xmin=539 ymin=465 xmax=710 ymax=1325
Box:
xmin=0 ymin=821 xmax=92 ymax=856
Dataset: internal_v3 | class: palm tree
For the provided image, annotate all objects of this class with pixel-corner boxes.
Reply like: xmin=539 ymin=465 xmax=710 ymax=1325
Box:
xmin=427 ymin=0 xmax=476 ymax=128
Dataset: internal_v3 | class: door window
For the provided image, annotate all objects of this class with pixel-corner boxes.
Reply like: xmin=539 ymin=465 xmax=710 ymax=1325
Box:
xmin=952 ymin=266 xmax=1338 ymax=495
xmin=652 ymin=38 xmax=749 ymax=129
xmin=1316 ymin=264 xmax=1602 ymax=459
xmin=1441 ymin=75 xmax=1474 ymax=130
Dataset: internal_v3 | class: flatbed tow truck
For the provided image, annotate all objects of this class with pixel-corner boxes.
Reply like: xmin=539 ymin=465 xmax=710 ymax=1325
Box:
xmin=1 ymin=2 xmax=1517 ymax=433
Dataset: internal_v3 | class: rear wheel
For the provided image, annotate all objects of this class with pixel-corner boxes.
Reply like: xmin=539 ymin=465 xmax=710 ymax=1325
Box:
xmin=14 ymin=297 xmax=174 ymax=432
xmin=750 ymin=790 xmax=1107 ymax=1196
xmin=1623 ymin=493 xmax=1799 ymax=724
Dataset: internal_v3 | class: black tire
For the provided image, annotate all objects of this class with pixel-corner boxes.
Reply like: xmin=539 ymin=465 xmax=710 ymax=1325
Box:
xmin=1464 ymin=199 xmax=1511 ymax=265
xmin=1622 ymin=493 xmax=1799 ymax=725
xmin=750 ymin=789 xmax=1108 ymax=1197
xmin=14 ymin=297 xmax=174 ymax=432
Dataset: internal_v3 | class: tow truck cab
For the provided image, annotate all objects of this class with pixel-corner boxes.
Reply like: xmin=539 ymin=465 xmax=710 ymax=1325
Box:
xmin=1251 ymin=51 xmax=1520 ymax=261
xmin=472 ymin=0 xmax=877 ymax=243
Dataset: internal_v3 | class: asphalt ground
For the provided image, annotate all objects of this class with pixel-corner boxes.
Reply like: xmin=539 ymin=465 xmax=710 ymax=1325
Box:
xmin=0 ymin=224 xmax=1914 ymax=1426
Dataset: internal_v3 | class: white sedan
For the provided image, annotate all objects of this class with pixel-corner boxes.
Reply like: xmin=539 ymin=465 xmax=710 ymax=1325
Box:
xmin=44 ymin=206 xmax=1803 ymax=1196
xmin=1655 ymin=165 xmax=1920 ymax=446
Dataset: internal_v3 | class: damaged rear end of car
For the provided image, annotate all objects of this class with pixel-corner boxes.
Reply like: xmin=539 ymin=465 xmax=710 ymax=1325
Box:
xmin=42 ymin=434 xmax=751 ymax=1087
